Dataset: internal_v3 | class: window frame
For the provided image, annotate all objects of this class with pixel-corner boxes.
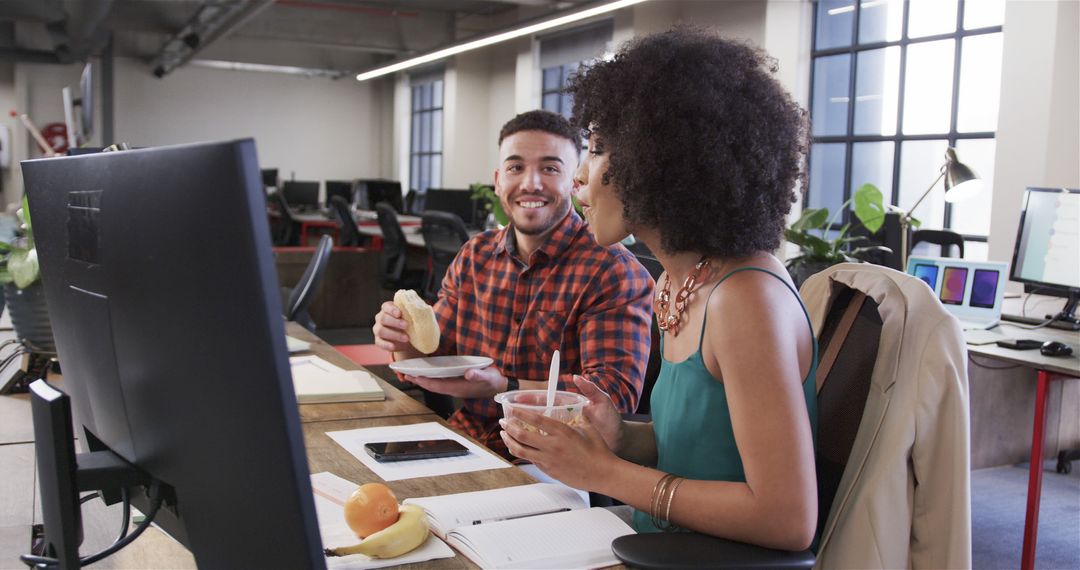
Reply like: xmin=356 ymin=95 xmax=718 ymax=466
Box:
xmin=409 ymin=75 xmax=444 ymax=195
xmin=807 ymin=0 xmax=1003 ymax=246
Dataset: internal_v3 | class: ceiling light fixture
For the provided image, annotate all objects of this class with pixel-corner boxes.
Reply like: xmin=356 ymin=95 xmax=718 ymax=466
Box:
xmin=355 ymin=0 xmax=649 ymax=82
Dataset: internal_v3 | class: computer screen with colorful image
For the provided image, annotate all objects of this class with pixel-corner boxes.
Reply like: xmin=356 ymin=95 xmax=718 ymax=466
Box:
xmin=907 ymin=256 xmax=1009 ymax=330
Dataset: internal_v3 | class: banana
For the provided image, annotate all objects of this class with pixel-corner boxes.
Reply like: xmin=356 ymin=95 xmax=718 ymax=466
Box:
xmin=325 ymin=504 xmax=430 ymax=559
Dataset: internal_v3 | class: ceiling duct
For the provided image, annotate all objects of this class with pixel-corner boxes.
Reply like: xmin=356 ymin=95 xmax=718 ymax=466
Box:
xmin=150 ymin=0 xmax=275 ymax=78
xmin=48 ymin=0 xmax=114 ymax=63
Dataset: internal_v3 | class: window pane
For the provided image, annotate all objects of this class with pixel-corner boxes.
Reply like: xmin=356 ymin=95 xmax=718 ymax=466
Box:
xmin=420 ymin=156 xmax=430 ymax=193
xmin=421 ymin=83 xmax=433 ymax=109
xmin=815 ymin=0 xmax=854 ymax=50
xmin=854 ymin=46 xmax=900 ymax=135
xmin=420 ymin=111 xmax=431 ymax=153
xmin=858 ymin=0 xmax=903 ymax=43
xmin=898 ymin=139 xmax=949 ymax=228
xmin=543 ymin=67 xmax=562 ymax=91
xmin=908 ymin=0 xmax=957 ymax=39
xmin=811 ymin=54 xmax=851 ymax=137
xmin=957 ymin=33 xmax=1003 ymax=133
xmin=964 ymin=0 xmax=1004 ymax=29
xmin=850 ymin=142 xmax=895 ymax=206
xmin=410 ymin=114 xmax=420 ymax=153
xmin=431 ymin=154 xmax=442 ymax=190
xmin=543 ymin=93 xmax=560 ymax=112
xmin=808 ymin=143 xmax=846 ymax=216
xmin=902 ymin=39 xmax=955 ymax=135
xmin=563 ymin=62 xmax=579 ymax=81
xmin=560 ymin=94 xmax=573 ymax=118
xmin=410 ymin=156 xmax=419 ymax=192
xmin=411 ymin=86 xmax=420 ymax=110
xmin=432 ymin=80 xmax=443 ymax=108
xmin=949 ymin=139 xmax=995 ymax=236
xmin=431 ymin=110 xmax=443 ymax=153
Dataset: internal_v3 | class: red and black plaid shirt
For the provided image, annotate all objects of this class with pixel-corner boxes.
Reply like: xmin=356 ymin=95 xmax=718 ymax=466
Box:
xmin=432 ymin=212 xmax=654 ymax=456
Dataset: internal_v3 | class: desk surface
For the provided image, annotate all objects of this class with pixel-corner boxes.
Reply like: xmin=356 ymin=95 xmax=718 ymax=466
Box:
xmin=968 ymin=322 xmax=1080 ymax=377
xmin=0 ymin=323 xmax=536 ymax=569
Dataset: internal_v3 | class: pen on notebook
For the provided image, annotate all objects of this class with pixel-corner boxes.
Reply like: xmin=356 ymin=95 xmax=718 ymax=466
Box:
xmin=471 ymin=507 xmax=572 ymax=525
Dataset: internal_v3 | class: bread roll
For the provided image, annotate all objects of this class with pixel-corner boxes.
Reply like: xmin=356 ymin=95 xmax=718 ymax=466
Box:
xmin=393 ymin=289 xmax=440 ymax=354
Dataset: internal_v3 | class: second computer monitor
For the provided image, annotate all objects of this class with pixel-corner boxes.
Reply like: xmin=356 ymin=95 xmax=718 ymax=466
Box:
xmin=359 ymin=180 xmax=404 ymax=213
xmin=324 ymin=180 xmax=355 ymax=206
xmin=423 ymin=188 xmax=475 ymax=226
xmin=282 ymin=180 xmax=320 ymax=209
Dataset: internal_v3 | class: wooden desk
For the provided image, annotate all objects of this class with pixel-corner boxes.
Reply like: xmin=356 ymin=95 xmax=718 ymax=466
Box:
xmin=966 ymin=322 xmax=1079 ymax=570
xmin=0 ymin=323 xmax=537 ymax=569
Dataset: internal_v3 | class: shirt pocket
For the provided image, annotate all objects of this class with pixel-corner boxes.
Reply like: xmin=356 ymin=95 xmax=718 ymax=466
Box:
xmin=533 ymin=310 xmax=568 ymax=361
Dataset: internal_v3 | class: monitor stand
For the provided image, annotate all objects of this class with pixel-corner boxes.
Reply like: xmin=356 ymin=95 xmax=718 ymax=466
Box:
xmin=29 ymin=380 xmax=153 ymax=569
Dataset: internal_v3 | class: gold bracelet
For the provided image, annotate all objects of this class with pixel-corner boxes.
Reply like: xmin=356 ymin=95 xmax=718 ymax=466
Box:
xmin=662 ymin=477 xmax=685 ymax=532
xmin=650 ymin=473 xmax=677 ymax=530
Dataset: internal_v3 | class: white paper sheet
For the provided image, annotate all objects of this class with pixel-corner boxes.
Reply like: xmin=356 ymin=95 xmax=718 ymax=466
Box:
xmin=325 ymin=422 xmax=511 ymax=481
xmin=311 ymin=472 xmax=455 ymax=569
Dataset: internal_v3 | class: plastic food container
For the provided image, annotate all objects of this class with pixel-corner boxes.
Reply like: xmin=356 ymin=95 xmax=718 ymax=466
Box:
xmin=494 ymin=390 xmax=589 ymax=430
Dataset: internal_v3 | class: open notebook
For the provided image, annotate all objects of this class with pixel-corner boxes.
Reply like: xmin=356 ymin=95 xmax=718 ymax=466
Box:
xmin=290 ymin=355 xmax=384 ymax=403
xmin=404 ymin=483 xmax=635 ymax=569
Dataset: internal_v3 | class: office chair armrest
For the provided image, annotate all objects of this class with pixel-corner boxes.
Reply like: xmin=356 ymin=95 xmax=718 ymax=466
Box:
xmin=611 ymin=532 xmax=814 ymax=569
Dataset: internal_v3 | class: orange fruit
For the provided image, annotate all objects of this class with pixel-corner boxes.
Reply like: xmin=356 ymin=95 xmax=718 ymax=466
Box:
xmin=344 ymin=483 xmax=400 ymax=538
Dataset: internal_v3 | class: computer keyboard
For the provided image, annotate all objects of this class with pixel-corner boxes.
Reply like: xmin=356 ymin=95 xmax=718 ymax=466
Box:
xmin=1001 ymin=313 xmax=1080 ymax=331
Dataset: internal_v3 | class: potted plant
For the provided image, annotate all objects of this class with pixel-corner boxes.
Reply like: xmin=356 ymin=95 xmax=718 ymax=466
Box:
xmin=0 ymin=197 xmax=55 ymax=355
xmin=469 ymin=183 xmax=509 ymax=229
xmin=785 ymin=183 xmax=896 ymax=287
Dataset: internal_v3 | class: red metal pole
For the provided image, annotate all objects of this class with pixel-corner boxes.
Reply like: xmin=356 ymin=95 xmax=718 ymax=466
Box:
xmin=1021 ymin=370 xmax=1052 ymax=570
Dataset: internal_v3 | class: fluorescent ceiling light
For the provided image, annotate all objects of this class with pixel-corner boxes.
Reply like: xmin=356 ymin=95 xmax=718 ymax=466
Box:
xmin=356 ymin=0 xmax=649 ymax=82
xmin=191 ymin=59 xmax=347 ymax=79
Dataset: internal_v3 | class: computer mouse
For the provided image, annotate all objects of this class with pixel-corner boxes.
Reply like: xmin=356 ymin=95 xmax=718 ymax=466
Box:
xmin=1040 ymin=341 xmax=1074 ymax=357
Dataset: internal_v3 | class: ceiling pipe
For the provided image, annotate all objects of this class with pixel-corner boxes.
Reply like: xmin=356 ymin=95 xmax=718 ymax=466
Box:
xmin=150 ymin=0 xmax=275 ymax=78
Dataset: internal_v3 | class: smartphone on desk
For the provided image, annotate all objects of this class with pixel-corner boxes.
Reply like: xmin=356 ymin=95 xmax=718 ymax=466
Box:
xmin=364 ymin=439 xmax=470 ymax=462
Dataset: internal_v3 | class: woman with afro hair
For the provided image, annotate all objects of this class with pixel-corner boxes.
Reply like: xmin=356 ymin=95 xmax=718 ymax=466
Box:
xmin=499 ymin=27 xmax=818 ymax=550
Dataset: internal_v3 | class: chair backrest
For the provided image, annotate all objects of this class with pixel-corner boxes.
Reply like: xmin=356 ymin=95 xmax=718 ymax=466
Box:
xmin=810 ymin=285 xmax=881 ymax=536
xmin=284 ymin=234 xmax=333 ymax=330
xmin=420 ymin=211 xmax=470 ymax=302
xmin=375 ymin=202 xmax=409 ymax=288
xmin=269 ymin=190 xmax=297 ymax=246
xmin=628 ymin=248 xmax=664 ymax=415
xmin=911 ymin=229 xmax=965 ymax=258
xmin=329 ymin=195 xmax=362 ymax=247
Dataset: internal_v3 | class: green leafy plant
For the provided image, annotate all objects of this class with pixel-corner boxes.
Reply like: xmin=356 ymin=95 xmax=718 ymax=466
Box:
xmin=469 ymin=183 xmax=509 ymax=227
xmin=785 ymin=183 xmax=894 ymax=270
xmin=0 ymin=196 xmax=41 ymax=289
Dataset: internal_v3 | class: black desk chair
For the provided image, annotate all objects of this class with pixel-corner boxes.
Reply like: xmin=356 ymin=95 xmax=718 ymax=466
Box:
xmin=281 ymin=234 xmax=333 ymax=332
xmin=420 ymin=211 xmax=470 ymax=304
xmin=329 ymin=195 xmax=363 ymax=247
xmin=269 ymin=190 xmax=300 ymax=246
xmin=612 ymin=284 xmax=882 ymax=569
xmin=911 ymin=229 xmax=965 ymax=258
xmin=627 ymin=246 xmax=664 ymax=418
xmin=375 ymin=203 xmax=424 ymax=291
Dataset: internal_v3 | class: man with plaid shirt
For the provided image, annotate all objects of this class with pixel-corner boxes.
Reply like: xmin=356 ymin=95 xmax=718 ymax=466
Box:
xmin=374 ymin=110 xmax=653 ymax=457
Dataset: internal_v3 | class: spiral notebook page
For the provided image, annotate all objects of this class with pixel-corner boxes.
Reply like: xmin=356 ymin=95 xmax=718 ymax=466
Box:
xmin=446 ymin=507 xmax=634 ymax=569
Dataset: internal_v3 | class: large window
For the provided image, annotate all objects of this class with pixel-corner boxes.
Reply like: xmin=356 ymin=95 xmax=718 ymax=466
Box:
xmin=409 ymin=74 xmax=443 ymax=194
xmin=539 ymin=21 xmax=612 ymax=122
xmin=808 ymin=0 xmax=1004 ymax=259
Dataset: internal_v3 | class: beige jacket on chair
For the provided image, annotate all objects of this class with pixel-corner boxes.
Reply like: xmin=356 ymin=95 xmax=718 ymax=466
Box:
xmin=801 ymin=264 xmax=971 ymax=569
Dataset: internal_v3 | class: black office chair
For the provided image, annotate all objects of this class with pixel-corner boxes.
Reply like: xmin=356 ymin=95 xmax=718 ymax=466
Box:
xmin=626 ymin=243 xmax=664 ymax=418
xmin=329 ymin=195 xmax=363 ymax=247
xmin=281 ymin=234 xmax=333 ymax=332
xmin=269 ymin=190 xmax=300 ymax=246
xmin=375 ymin=203 xmax=424 ymax=291
xmin=420 ymin=211 xmax=470 ymax=303
xmin=911 ymin=229 xmax=965 ymax=258
xmin=611 ymin=284 xmax=882 ymax=569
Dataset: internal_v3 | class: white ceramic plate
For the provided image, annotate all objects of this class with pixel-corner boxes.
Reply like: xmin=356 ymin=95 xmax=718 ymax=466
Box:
xmin=389 ymin=355 xmax=494 ymax=378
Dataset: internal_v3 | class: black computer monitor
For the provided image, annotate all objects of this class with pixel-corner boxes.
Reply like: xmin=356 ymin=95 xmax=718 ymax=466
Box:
xmin=325 ymin=179 xmax=355 ymax=206
xmin=1010 ymin=187 xmax=1080 ymax=326
xmin=22 ymin=139 xmax=324 ymax=569
xmin=282 ymin=180 xmax=320 ymax=209
xmin=359 ymin=179 xmax=404 ymax=213
xmin=261 ymin=168 xmax=279 ymax=188
xmin=423 ymin=188 xmax=476 ymax=227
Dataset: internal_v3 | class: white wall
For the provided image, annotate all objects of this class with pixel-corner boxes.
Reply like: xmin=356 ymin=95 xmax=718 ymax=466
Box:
xmin=113 ymin=58 xmax=385 ymax=184
xmin=989 ymin=0 xmax=1080 ymax=274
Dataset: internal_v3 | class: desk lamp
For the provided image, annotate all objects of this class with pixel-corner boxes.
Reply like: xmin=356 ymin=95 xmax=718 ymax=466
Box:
xmin=900 ymin=147 xmax=983 ymax=269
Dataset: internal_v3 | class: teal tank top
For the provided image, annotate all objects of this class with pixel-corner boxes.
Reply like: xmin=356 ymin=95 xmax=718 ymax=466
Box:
xmin=632 ymin=267 xmax=819 ymax=533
